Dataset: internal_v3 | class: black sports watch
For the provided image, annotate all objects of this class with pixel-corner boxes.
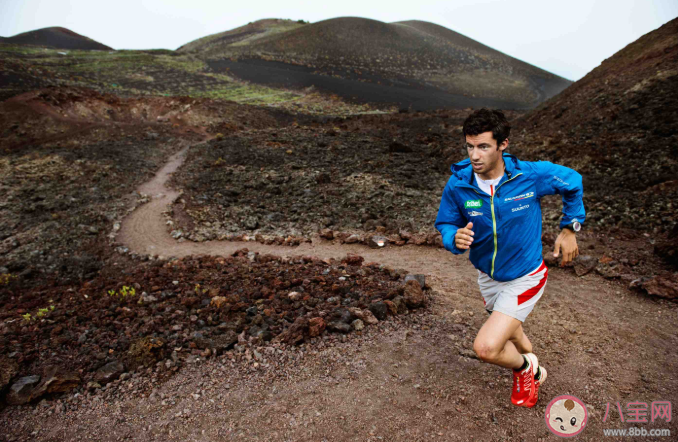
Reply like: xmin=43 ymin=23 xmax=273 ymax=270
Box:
xmin=564 ymin=221 xmax=581 ymax=232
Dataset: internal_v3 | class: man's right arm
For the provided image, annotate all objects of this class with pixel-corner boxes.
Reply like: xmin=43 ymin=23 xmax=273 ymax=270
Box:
xmin=435 ymin=176 xmax=467 ymax=255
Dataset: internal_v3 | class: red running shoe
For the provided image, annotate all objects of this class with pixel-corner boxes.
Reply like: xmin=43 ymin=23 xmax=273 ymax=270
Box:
xmin=524 ymin=366 xmax=547 ymax=408
xmin=511 ymin=353 xmax=538 ymax=406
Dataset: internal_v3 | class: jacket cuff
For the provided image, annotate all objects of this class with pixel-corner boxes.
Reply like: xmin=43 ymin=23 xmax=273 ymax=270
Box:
xmin=559 ymin=217 xmax=583 ymax=230
xmin=442 ymin=230 xmax=465 ymax=255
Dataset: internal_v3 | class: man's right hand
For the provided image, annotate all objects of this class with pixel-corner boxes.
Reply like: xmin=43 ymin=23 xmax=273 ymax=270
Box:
xmin=455 ymin=222 xmax=474 ymax=250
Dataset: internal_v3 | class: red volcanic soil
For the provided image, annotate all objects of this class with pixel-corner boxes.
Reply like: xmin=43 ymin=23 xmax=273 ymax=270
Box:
xmin=0 ymin=27 xmax=113 ymax=51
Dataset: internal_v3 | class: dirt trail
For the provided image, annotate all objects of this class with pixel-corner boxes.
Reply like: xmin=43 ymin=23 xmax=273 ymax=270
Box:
xmin=9 ymin=139 xmax=677 ymax=441
xmin=118 ymin=137 xmax=457 ymax=276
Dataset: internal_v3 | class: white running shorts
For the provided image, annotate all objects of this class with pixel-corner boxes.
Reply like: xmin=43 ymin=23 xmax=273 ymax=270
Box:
xmin=477 ymin=260 xmax=548 ymax=322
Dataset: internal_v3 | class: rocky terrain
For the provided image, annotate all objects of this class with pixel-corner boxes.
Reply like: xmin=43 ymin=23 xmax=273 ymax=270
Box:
xmin=512 ymin=17 xmax=678 ymax=282
xmin=0 ymin=86 xmax=302 ymax=288
xmin=168 ymin=120 xmax=450 ymax=241
xmin=511 ymin=18 xmax=678 ymax=235
xmin=0 ymin=15 xmax=676 ymax=442
xmin=182 ymin=17 xmax=571 ymax=110
xmin=0 ymin=249 xmax=430 ymax=405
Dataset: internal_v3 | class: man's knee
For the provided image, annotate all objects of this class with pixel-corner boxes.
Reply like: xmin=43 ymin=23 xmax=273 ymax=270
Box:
xmin=473 ymin=337 xmax=503 ymax=362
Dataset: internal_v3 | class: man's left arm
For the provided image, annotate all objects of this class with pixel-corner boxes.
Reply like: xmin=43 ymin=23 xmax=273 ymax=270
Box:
xmin=533 ymin=161 xmax=586 ymax=266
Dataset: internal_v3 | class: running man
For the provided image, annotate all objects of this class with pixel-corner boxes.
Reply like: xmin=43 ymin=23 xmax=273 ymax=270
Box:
xmin=435 ymin=108 xmax=585 ymax=407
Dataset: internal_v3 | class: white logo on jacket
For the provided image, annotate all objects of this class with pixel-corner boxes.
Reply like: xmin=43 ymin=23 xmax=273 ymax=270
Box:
xmin=504 ymin=192 xmax=534 ymax=202
xmin=468 ymin=211 xmax=483 ymax=217
xmin=512 ymin=204 xmax=530 ymax=212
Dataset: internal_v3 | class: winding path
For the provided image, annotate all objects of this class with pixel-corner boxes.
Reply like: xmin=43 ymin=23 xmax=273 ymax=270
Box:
xmin=117 ymin=138 xmax=468 ymax=290
xmin=10 ymin=136 xmax=677 ymax=441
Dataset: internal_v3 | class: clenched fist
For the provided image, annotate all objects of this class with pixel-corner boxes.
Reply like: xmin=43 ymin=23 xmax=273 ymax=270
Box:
xmin=553 ymin=228 xmax=579 ymax=266
xmin=455 ymin=222 xmax=474 ymax=250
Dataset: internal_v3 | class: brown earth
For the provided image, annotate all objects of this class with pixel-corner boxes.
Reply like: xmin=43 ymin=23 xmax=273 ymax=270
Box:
xmin=1 ymin=136 xmax=677 ymax=440
xmin=3 ymin=104 xmax=677 ymax=440
xmin=0 ymin=18 xmax=677 ymax=442
xmin=0 ymin=87 xmax=298 ymax=288
xmin=165 ymin=107 xmax=677 ymax=287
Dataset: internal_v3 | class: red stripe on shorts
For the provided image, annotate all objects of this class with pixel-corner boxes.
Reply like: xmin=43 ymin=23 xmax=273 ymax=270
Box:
xmin=529 ymin=260 xmax=546 ymax=276
xmin=517 ymin=267 xmax=548 ymax=305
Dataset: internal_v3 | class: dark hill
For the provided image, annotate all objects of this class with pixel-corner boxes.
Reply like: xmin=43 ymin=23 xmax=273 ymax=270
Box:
xmin=177 ymin=19 xmax=304 ymax=53
xmin=181 ymin=17 xmax=571 ymax=110
xmin=0 ymin=27 xmax=112 ymax=50
xmin=510 ymin=18 xmax=678 ymax=237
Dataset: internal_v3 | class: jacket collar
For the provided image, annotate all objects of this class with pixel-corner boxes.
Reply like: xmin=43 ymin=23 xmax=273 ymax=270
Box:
xmin=452 ymin=153 xmax=520 ymax=190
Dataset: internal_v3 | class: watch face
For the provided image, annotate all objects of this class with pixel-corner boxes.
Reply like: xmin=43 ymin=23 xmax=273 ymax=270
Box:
xmin=573 ymin=222 xmax=581 ymax=232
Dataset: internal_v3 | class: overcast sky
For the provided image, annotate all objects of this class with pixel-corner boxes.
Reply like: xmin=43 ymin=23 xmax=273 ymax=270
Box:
xmin=1 ymin=0 xmax=677 ymax=81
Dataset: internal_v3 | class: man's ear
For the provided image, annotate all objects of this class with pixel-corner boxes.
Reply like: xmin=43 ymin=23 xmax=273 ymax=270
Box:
xmin=499 ymin=138 xmax=509 ymax=151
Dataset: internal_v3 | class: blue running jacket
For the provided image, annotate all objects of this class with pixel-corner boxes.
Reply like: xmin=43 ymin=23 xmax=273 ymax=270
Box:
xmin=435 ymin=153 xmax=585 ymax=282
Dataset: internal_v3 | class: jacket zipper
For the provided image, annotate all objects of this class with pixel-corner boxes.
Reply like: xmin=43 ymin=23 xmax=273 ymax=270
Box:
xmin=488 ymin=173 xmax=523 ymax=279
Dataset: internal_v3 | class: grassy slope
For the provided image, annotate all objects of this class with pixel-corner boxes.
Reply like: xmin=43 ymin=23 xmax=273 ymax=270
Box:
xmin=0 ymin=44 xmax=299 ymax=104
xmin=177 ymin=19 xmax=305 ymax=53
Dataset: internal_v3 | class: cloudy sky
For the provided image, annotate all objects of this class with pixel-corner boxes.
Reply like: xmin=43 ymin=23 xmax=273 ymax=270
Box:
xmin=1 ymin=0 xmax=677 ymax=81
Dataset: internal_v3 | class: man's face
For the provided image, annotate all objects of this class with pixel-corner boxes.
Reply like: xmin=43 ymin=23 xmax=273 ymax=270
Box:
xmin=465 ymin=131 xmax=508 ymax=176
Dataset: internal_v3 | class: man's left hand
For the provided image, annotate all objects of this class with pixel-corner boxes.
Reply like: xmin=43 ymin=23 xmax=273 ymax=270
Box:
xmin=553 ymin=229 xmax=579 ymax=266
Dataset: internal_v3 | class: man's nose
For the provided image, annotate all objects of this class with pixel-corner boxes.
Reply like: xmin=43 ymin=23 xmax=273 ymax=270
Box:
xmin=470 ymin=149 xmax=480 ymax=160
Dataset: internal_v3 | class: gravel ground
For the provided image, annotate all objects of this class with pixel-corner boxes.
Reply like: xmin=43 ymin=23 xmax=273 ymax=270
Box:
xmin=2 ymin=253 xmax=678 ymax=441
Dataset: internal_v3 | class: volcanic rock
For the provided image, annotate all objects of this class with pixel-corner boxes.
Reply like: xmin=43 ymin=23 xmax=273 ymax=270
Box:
xmin=319 ymin=229 xmax=334 ymax=240
xmin=573 ymin=255 xmax=598 ymax=276
xmin=348 ymin=307 xmax=379 ymax=325
xmin=210 ymin=296 xmax=228 ymax=308
xmin=368 ymin=302 xmax=388 ymax=320
xmin=6 ymin=376 xmax=41 ymax=405
xmin=34 ymin=366 xmax=80 ymax=394
xmin=0 ymin=355 xmax=19 ymax=394
xmin=632 ymin=276 xmax=678 ymax=300
xmin=403 ymin=279 xmax=426 ymax=308
xmin=404 ymin=274 xmax=426 ymax=289
xmin=327 ymin=322 xmax=352 ymax=333
xmin=95 ymin=361 xmax=125 ymax=385
xmin=308 ymin=317 xmax=326 ymax=337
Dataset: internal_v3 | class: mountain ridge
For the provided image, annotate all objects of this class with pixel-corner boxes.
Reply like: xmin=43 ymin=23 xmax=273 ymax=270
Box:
xmin=0 ymin=26 xmax=112 ymax=51
xmin=181 ymin=17 xmax=572 ymax=109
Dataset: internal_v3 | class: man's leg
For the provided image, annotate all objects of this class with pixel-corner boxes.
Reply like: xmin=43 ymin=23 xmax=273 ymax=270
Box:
xmin=473 ymin=311 xmax=525 ymax=370
xmin=509 ymin=324 xmax=533 ymax=355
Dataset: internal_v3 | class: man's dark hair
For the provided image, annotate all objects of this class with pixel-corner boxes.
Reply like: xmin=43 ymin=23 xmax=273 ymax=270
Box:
xmin=462 ymin=108 xmax=511 ymax=149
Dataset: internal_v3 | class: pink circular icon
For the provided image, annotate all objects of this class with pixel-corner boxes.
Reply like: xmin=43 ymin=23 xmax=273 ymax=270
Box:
xmin=545 ymin=395 xmax=588 ymax=437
